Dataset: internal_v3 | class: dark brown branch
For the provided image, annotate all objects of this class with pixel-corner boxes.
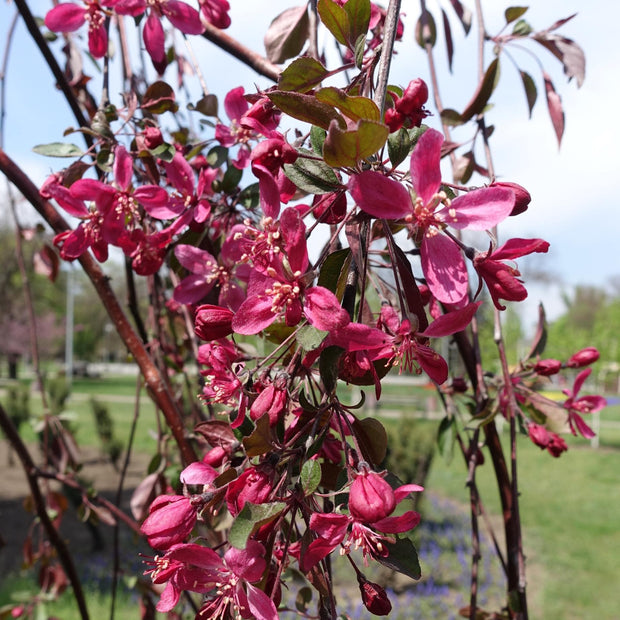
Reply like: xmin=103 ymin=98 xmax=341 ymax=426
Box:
xmin=201 ymin=22 xmax=280 ymax=83
xmin=0 ymin=148 xmax=198 ymax=466
xmin=0 ymin=403 xmax=90 ymax=620
xmin=13 ymin=0 xmax=94 ymax=151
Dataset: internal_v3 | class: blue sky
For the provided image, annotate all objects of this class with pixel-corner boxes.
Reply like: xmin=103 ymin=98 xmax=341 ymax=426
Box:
xmin=1 ymin=0 xmax=619 ymax=328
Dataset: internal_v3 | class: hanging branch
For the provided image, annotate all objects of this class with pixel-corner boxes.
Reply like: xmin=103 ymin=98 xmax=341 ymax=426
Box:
xmin=0 ymin=148 xmax=198 ymax=466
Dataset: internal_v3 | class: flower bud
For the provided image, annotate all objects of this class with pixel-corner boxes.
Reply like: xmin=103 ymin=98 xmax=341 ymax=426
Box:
xmin=567 ymin=347 xmax=600 ymax=368
xmin=349 ymin=470 xmax=395 ymax=523
xmin=546 ymin=432 xmax=568 ymax=457
xmin=143 ymin=126 xmax=164 ymax=149
xmin=194 ymin=305 xmax=234 ymax=341
xmin=534 ymin=359 xmax=562 ymax=376
xmin=358 ymin=577 xmax=392 ymax=616
xmin=492 ymin=181 xmax=531 ymax=216
xmin=528 ymin=423 xmax=551 ymax=449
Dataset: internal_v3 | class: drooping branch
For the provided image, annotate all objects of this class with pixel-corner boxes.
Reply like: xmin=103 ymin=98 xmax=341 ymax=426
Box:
xmin=0 ymin=403 xmax=90 ymax=620
xmin=0 ymin=148 xmax=198 ymax=466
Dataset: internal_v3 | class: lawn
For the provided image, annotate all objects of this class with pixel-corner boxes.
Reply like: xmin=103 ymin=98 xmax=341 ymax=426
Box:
xmin=2 ymin=374 xmax=618 ymax=619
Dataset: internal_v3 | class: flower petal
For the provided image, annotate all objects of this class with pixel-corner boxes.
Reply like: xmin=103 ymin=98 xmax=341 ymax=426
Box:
xmin=348 ymin=170 xmax=412 ymax=219
xmin=440 ymin=186 xmax=515 ymax=230
xmin=164 ymin=0 xmax=205 ymax=35
xmin=410 ymin=128 xmax=443 ymax=204
xmin=421 ymin=234 xmax=468 ymax=304
xmin=303 ymin=286 xmax=350 ymax=331
xmin=45 ymin=4 xmax=85 ymax=32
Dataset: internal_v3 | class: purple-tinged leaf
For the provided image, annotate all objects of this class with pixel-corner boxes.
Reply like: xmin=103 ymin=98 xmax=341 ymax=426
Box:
xmin=316 ymin=87 xmax=381 ymax=122
xmin=545 ymin=13 xmax=577 ymax=32
xmin=342 ymin=0 xmax=371 ymax=46
xmin=278 ymin=57 xmax=329 ymax=93
xmin=504 ymin=6 xmax=528 ymax=24
xmin=317 ymin=0 xmax=350 ymax=47
xmin=461 ymin=58 xmax=500 ymax=122
xmin=376 ymin=537 xmax=421 ymax=580
xmin=524 ymin=303 xmax=547 ymax=360
xmin=268 ymin=90 xmax=345 ymax=131
xmin=188 ymin=94 xmax=218 ymax=117
xmin=440 ymin=108 xmax=464 ymax=126
xmin=352 ymin=417 xmax=388 ymax=466
xmin=415 ymin=9 xmax=437 ymax=48
xmin=323 ymin=118 xmax=388 ymax=167
xmin=33 ymin=244 xmax=60 ymax=282
xmin=543 ymin=71 xmax=564 ymax=147
xmin=448 ymin=0 xmax=472 ymax=34
xmin=453 ymin=151 xmax=474 ymax=184
xmin=534 ymin=33 xmax=585 ymax=88
xmin=519 ymin=70 xmax=537 ymax=117
xmin=141 ymin=81 xmax=178 ymax=114
xmin=390 ymin=239 xmax=428 ymax=332
xmin=243 ymin=414 xmax=272 ymax=457
xmin=264 ymin=5 xmax=310 ymax=64
xmin=442 ymin=8 xmax=454 ymax=72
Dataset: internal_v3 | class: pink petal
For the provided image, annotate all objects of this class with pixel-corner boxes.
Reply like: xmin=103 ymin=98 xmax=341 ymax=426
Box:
xmin=71 ymin=178 xmax=116 ymax=205
xmin=225 ymin=540 xmax=267 ymax=582
xmin=173 ymin=274 xmax=216 ymax=305
xmin=165 ymin=152 xmax=196 ymax=195
xmin=309 ymin=512 xmax=350 ymax=540
xmin=109 ymin=0 xmax=146 ymax=18
xmin=252 ymin=163 xmax=281 ymax=218
xmin=492 ymin=238 xmax=549 ymax=261
xmin=440 ymin=186 xmax=515 ymax=231
xmin=144 ymin=10 xmax=166 ymax=67
xmin=415 ymin=343 xmax=448 ymax=384
xmin=410 ymin=128 xmax=443 ymax=205
xmin=571 ymin=413 xmax=596 ymax=439
xmin=301 ymin=537 xmax=338 ymax=572
xmin=164 ymin=0 xmax=205 ymax=35
xmin=179 ymin=462 xmax=217 ymax=485
xmin=394 ymin=484 xmax=424 ymax=503
xmin=45 ymin=183 xmax=88 ymax=217
xmin=113 ymin=145 xmax=133 ymax=191
xmin=224 ymin=86 xmax=248 ymax=123
xmin=133 ymin=185 xmax=170 ymax=209
xmin=44 ymin=4 xmax=85 ymax=32
xmin=372 ymin=510 xmax=420 ymax=533
xmin=232 ymin=295 xmax=278 ymax=335
xmin=245 ymin=583 xmax=280 ymax=620
xmin=88 ymin=24 xmax=108 ymax=58
xmin=156 ymin=581 xmax=181 ymax=613
xmin=303 ymin=286 xmax=350 ymax=331
xmin=572 ymin=368 xmax=592 ymax=396
xmin=174 ymin=244 xmax=217 ymax=274
xmin=348 ymin=170 xmax=412 ymax=219
xmin=419 ymin=301 xmax=482 ymax=338
xmin=421 ymin=234 xmax=468 ymax=304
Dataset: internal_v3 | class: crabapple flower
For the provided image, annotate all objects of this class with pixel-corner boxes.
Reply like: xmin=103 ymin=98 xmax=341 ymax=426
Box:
xmin=199 ymin=0 xmax=231 ymax=29
xmin=358 ymin=576 xmax=392 ymax=616
xmin=303 ymin=472 xmax=422 ymax=570
xmin=349 ymin=128 xmax=515 ymax=303
xmin=528 ymin=424 xmax=568 ymax=457
xmin=562 ymin=368 xmax=606 ymax=439
xmin=145 ymin=540 xmax=278 ymax=618
xmin=194 ymin=305 xmax=234 ymax=341
xmin=568 ymin=347 xmax=600 ymax=368
xmin=385 ymin=78 xmax=430 ymax=132
xmin=473 ymin=238 xmax=550 ymax=310
xmin=111 ymin=0 xmax=204 ymax=72
xmin=45 ymin=1 xmax=109 ymax=58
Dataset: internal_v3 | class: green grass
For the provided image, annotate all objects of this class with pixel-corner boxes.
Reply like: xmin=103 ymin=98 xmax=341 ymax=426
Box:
xmin=427 ymin=423 xmax=620 ymax=620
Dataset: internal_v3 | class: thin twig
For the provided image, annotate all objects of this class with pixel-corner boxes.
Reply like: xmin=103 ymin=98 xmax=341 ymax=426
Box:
xmin=373 ymin=0 xmax=402 ymax=114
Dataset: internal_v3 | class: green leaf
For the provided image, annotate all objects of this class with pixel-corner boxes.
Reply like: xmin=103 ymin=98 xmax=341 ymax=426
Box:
xmin=415 ymin=10 xmax=437 ymax=48
xmin=376 ymin=537 xmax=422 ymax=580
xmin=296 ymin=325 xmax=328 ymax=351
xmin=32 ymin=142 xmax=84 ymax=158
xmin=206 ymin=145 xmax=228 ymax=167
xmin=316 ymin=87 xmax=381 ymax=122
xmin=519 ymin=70 xmax=537 ymax=118
xmin=188 ymin=94 xmax=218 ymax=117
xmin=323 ymin=118 xmax=389 ymax=167
xmin=387 ymin=128 xmax=412 ymax=168
xmin=310 ymin=125 xmax=327 ymax=155
xmin=242 ymin=413 xmax=273 ymax=457
xmin=278 ymin=57 xmax=329 ymax=93
xmin=149 ymin=142 xmax=176 ymax=162
xmin=319 ymin=345 xmax=344 ymax=394
xmin=238 ymin=183 xmax=260 ymax=209
xmin=300 ymin=459 xmax=322 ymax=495
xmin=512 ymin=18 xmax=533 ymax=36
xmin=460 ymin=57 xmax=500 ymax=122
xmin=317 ymin=0 xmax=350 ymax=46
xmin=505 ymin=6 xmax=528 ymax=24
xmin=437 ymin=415 xmax=456 ymax=463
xmin=342 ymin=0 xmax=371 ymax=47
xmin=317 ymin=247 xmax=352 ymax=299
xmin=141 ymin=81 xmax=178 ymax=114
xmin=283 ymin=154 xmax=341 ymax=194
xmin=268 ymin=90 xmax=345 ymax=131
xmin=229 ymin=501 xmax=286 ymax=549
xmin=295 ymin=586 xmax=313 ymax=613
xmin=221 ymin=164 xmax=243 ymax=193
xmin=352 ymin=417 xmax=388 ymax=466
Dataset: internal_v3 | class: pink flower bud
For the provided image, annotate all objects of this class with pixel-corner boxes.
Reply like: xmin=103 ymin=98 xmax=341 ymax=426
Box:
xmin=349 ymin=470 xmax=395 ymax=523
xmin=194 ymin=304 xmax=234 ymax=341
xmin=528 ymin=423 xmax=551 ymax=449
xmin=492 ymin=181 xmax=531 ymax=216
xmin=358 ymin=578 xmax=392 ymax=616
xmin=546 ymin=432 xmax=568 ymax=457
xmin=567 ymin=347 xmax=600 ymax=368
xmin=534 ymin=359 xmax=562 ymax=376
xmin=143 ymin=126 xmax=164 ymax=149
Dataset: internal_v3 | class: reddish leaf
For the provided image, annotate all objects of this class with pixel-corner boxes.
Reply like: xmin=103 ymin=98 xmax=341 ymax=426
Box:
xmin=519 ymin=69 xmax=537 ymax=118
xmin=525 ymin=303 xmax=548 ymax=360
xmin=342 ymin=0 xmax=371 ymax=47
xmin=461 ymin=58 xmax=500 ymax=121
xmin=34 ymin=244 xmax=60 ymax=282
xmin=453 ymin=151 xmax=474 ymax=184
xmin=448 ymin=0 xmax=472 ymax=34
xmin=323 ymin=118 xmax=388 ymax=167
xmin=268 ymin=90 xmax=345 ymax=131
xmin=278 ymin=57 xmax=329 ymax=93
xmin=442 ymin=8 xmax=454 ymax=72
xmin=534 ymin=33 xmax=585 ymax=88
xmin=543 ymin=71 xmax=564 ymax=147
xmin=194 ymin=419 xmax=238 ymax=449
xmin=141 ymin=81 xmax=178 ymax=114
xmin=317 ymin=0 xmax=350 ymax=47
xmin=415 ymin=9 xmax=437 ymax=48
xmin=130 ymin=472 xmax=160 ymax=521
xmin=351 ymin=417 xmax=388 ymax=466
xmin=264 ymin=5 xmax=310 ymax=64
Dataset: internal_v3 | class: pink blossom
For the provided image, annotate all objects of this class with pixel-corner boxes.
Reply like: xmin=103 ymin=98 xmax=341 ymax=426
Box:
xmin=385 ymin=78 xmax=430 ymax=132
xmin=567 ymin=347 xmax=600 ymax=368
xmin=199 ymin=0 xmax=231 ymax=29
xmin=562 ymin=368 xmax=606 ymax=439
xmin=349 ymin=128 xmax=515 ymax=303
xmin=45 ymin=1 xmax=109 ymax=58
